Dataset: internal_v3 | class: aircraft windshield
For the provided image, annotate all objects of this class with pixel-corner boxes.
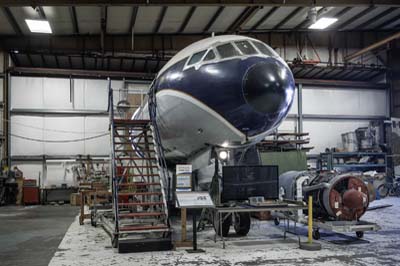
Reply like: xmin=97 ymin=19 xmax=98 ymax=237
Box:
xmin=216 ymin=43 xmax=240 ymax=58
xmin=235 ymin=40 xmax=257 ymax=55
xmin=188 ymin=50 xmax=206 ymax=65
xmin=252 ymin=41 xmax=278 ymax=57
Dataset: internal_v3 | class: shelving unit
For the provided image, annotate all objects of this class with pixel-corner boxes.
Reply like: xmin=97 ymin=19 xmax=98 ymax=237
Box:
xmin=316 ymin=152 xmax=387 ymax=173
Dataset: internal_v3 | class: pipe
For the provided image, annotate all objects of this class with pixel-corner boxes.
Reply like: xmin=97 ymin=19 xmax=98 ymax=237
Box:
xmin=303 ymin=182 xmax=330 ymax=192
xmin=344 ymin=31 xmax=400 ymax=62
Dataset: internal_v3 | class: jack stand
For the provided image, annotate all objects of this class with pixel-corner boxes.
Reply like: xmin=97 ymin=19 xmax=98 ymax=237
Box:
xmin=300 ymin=196 xmax=321 ymax=251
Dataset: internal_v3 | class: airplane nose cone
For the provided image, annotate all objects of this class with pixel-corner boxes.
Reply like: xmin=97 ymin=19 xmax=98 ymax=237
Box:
xmin=243 ymin=59 xmax=294 ymax=114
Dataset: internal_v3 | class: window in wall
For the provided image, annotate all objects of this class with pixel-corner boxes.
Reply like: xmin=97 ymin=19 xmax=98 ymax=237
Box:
xmin=204 ymin=50 xmax=216 ymax=61
xmin=216 ymin=43 xmax=240 ymax=58
xmin=188 ymin=50 xmax=207 ymax=65
xmin=235 ymin=40 xmax=257 ymax=55
xmin=252 ymin=41 xmax=278 ymax=57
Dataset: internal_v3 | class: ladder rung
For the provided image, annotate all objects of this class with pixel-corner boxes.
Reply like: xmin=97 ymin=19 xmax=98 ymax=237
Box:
xmin=114 ymin=119 xmax=151 ymax=124
xmin=119 ymin=225 xmax=168 ymax=232
xmin=118 ymin=201 xmax=163 ymax=207
xmin=118 ymin=174 xmax=160 ymax=177
xmin=114 ymin=149 xmax=155 ymax=152
xmin=118 ymin=192 xmax=162 ymax=196
xmin=119 ymin=182 xmax=161 ymax=187
xmin=119 ymin=212 xmax=165 ymax=218
xmin=114 ymin=134 xmax=152 ymax=138
xmin=116 ymin=165 xmax=158 ymax=169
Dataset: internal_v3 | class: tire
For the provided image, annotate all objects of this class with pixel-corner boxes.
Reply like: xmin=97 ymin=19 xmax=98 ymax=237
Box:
xmin=214 ymin=213 xmax=231 ymax=237
xmin=377 ymin=184 xmax=389 ymax=198
xmin=234 ymin=213 xmax=251 ymax=236
xmin=312 ymin=229 xmax=320 ymax=240
xmin=356 ymin=231 xmax=364 ymax=238
xmin=274 ymin=218 xmax=280 ymax=226
xmin=394 ymin=185 xmax=400 ymax=197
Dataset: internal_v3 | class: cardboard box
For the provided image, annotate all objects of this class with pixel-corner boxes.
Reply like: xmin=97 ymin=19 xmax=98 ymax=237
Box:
xmin=70 ymin=193 xmax=82 ymax=206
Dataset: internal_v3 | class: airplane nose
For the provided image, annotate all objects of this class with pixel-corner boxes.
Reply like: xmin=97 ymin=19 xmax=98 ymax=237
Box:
xmin=243 ymin=59 xmax=294 ymax=114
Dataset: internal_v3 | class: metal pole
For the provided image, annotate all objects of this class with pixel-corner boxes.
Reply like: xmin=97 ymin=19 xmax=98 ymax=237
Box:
xmin=308 ymin=195 xmax=313 ymax=243
xmin=297 ymin=83 xmax=303 ymax=136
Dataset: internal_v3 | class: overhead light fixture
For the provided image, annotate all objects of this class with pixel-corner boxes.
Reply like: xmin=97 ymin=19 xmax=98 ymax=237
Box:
xmin=309 ymin=17 xmax=338 ymax=29
xmin=25 ymin=19 xmax=52 ymax=34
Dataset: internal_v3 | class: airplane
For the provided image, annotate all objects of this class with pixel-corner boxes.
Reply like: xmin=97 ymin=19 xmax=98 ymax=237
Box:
xmin=132 ymin=34 xmax=295 ymax=235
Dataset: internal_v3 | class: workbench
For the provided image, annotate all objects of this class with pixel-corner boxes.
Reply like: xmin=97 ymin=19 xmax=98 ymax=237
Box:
xmin=214 ymin=202 xmax=307 ymax=248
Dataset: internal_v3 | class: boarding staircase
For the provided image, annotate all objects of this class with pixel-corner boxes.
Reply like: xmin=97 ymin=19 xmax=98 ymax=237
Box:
xmin=109 ymin=81 xmax=172 ymax=253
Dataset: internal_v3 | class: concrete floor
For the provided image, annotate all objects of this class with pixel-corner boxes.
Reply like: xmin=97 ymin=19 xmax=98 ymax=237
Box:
xmin=0 ymin=205 xmax=78 ymax=266
xmin=1 ymin=198 xmax=400 ymax=266
xmin=47 ymin=197 xmax=400 ymax=266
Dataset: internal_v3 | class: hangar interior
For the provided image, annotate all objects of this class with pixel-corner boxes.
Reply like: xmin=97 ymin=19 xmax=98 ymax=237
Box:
xmin=0 ymin=1 xmax=400 ymax=266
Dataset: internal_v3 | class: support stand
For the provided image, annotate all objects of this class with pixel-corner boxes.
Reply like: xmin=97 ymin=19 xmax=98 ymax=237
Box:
xmin=186 ymin=211 xmax=205 ymax=253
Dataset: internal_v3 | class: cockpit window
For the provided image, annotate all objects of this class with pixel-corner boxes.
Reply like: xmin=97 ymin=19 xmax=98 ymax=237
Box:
xmin=235 ymin=40 xmax=257 ymax=55
xmin=204 ymin=50 xmax=216 ymax=61
xmin=252 ymin=41 xmax=278 ymax=57
xmin=216 ymin=43 xmax=240 ymax=58
xmin=188 ymin=50 xmax=206 ymax=65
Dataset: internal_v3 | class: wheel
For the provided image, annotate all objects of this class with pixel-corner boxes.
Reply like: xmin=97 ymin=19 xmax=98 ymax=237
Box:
xmin=111 ymin=234 xmax=118 ymax=248
xmin=394 ymin=185 xmax=400 ymax=197
xmin=356 ymin=231 xmax=364 ymax=238
xmin=312 ymin=229 xmax=320 ymax=240
xmin=377 ymin=184 xmax=389 ymax=198
xmin=274 ymin=218 xmax=280 ymax=226
xmin=90 ymin=211 xmax=97 ymax=227
xmin=214 ymin=213 xmax=231 ymax=237
xmin=233 ymin=213 xmax=251 ymax=236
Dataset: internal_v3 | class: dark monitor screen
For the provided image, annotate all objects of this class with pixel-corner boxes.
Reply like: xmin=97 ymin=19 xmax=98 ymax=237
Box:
xmin=221 ymin=165 xmax=279 ymax=202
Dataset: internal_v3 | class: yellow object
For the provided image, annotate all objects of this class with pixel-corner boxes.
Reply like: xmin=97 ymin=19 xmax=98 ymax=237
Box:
xmin=308 ymin=195 xmax=313 ymax=243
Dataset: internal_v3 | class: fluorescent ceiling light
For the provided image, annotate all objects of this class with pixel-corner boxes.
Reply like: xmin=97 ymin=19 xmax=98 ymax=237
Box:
xmin=309 ymin=17 xmax=338 ymax=29
xmin=25 ymin=19 xmax=52 ymax=33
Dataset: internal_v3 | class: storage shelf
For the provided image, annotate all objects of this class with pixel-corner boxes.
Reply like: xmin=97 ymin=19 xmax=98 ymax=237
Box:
xmin=334 ymin=164 xmax=386 ymax=168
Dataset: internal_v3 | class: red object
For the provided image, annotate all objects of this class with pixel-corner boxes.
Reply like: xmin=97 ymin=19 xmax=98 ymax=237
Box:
xmin=23 ymin=187 xmax=40 ymax=205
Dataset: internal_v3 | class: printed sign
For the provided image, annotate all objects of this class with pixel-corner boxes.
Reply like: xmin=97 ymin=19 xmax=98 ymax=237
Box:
xmin=176 ymin=191 xmax=214 ymax=209
xmin=176 ymin=164 xmax=192 ymax=191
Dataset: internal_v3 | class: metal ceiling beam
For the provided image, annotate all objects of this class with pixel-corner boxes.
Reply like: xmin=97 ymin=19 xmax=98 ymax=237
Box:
xmin=227 ymin=6 xmax=260 ymax=33
xmin=101 ymin=6 xmax=107 ymax=52
xmin=356 ymin=7 xmax=398 ymax=30
xmin=178 ymin=6 xmax=196 ymax=33
xmin=375 ymin=13 xmax=400 ymax=29
xmin=250 ymin=6 xmax=278 ymax=30
xmin=154 ymin=6 xmax=167 ymax=33
xmin=9 ymin=66 xmax=155 ymax=79
xmin=345 ymin=31 xmax=400 ymax=61
xmin=1 ymin=7 xmax=22 ymax=35
xmin=334 ymin=6 xmax=377 ymax=30
xmin=1 ymin=1 xmax=399 ymax=6
xmin=69 ymin=6 xmax=79 ymax=34
xmin=203 ymin=6 xmax=224 ymax=33
xmin=295 ymin=78 xmax=387 ymax=89
xmin=273 ymin=7 xmax=304 ymax=30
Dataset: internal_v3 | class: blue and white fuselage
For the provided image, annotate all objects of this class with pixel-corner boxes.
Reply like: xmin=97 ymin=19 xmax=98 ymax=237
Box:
xmin=133 ymin=35 xmax=295 ymax=161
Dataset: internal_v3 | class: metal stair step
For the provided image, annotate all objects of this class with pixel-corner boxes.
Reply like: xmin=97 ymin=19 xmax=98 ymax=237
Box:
xmin=118 ymin=201 xmax=164 ymax=207
xmin=119 ymin=225 xmax=169 ymax=232
xmin=116 ymin=165 xmax=158 ymax=169
xmin=118 ymin=192 xmax=162 ymax=196
xmin=118 ymin=182 xmax=161 ymax=187
xmin=117 ymin=174 xmax=160 ymax=177
xmin=116 ymin=157 xmax=157 ymax=160
xmin=119 ymin=212 xmax=165 ymax=218
xmin=113 ymin=119 xmax=151 ymax=125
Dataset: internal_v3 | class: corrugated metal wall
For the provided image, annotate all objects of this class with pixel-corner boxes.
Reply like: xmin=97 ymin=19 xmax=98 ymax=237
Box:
xmin=9 ymin=76 xmax=388 ymax=185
